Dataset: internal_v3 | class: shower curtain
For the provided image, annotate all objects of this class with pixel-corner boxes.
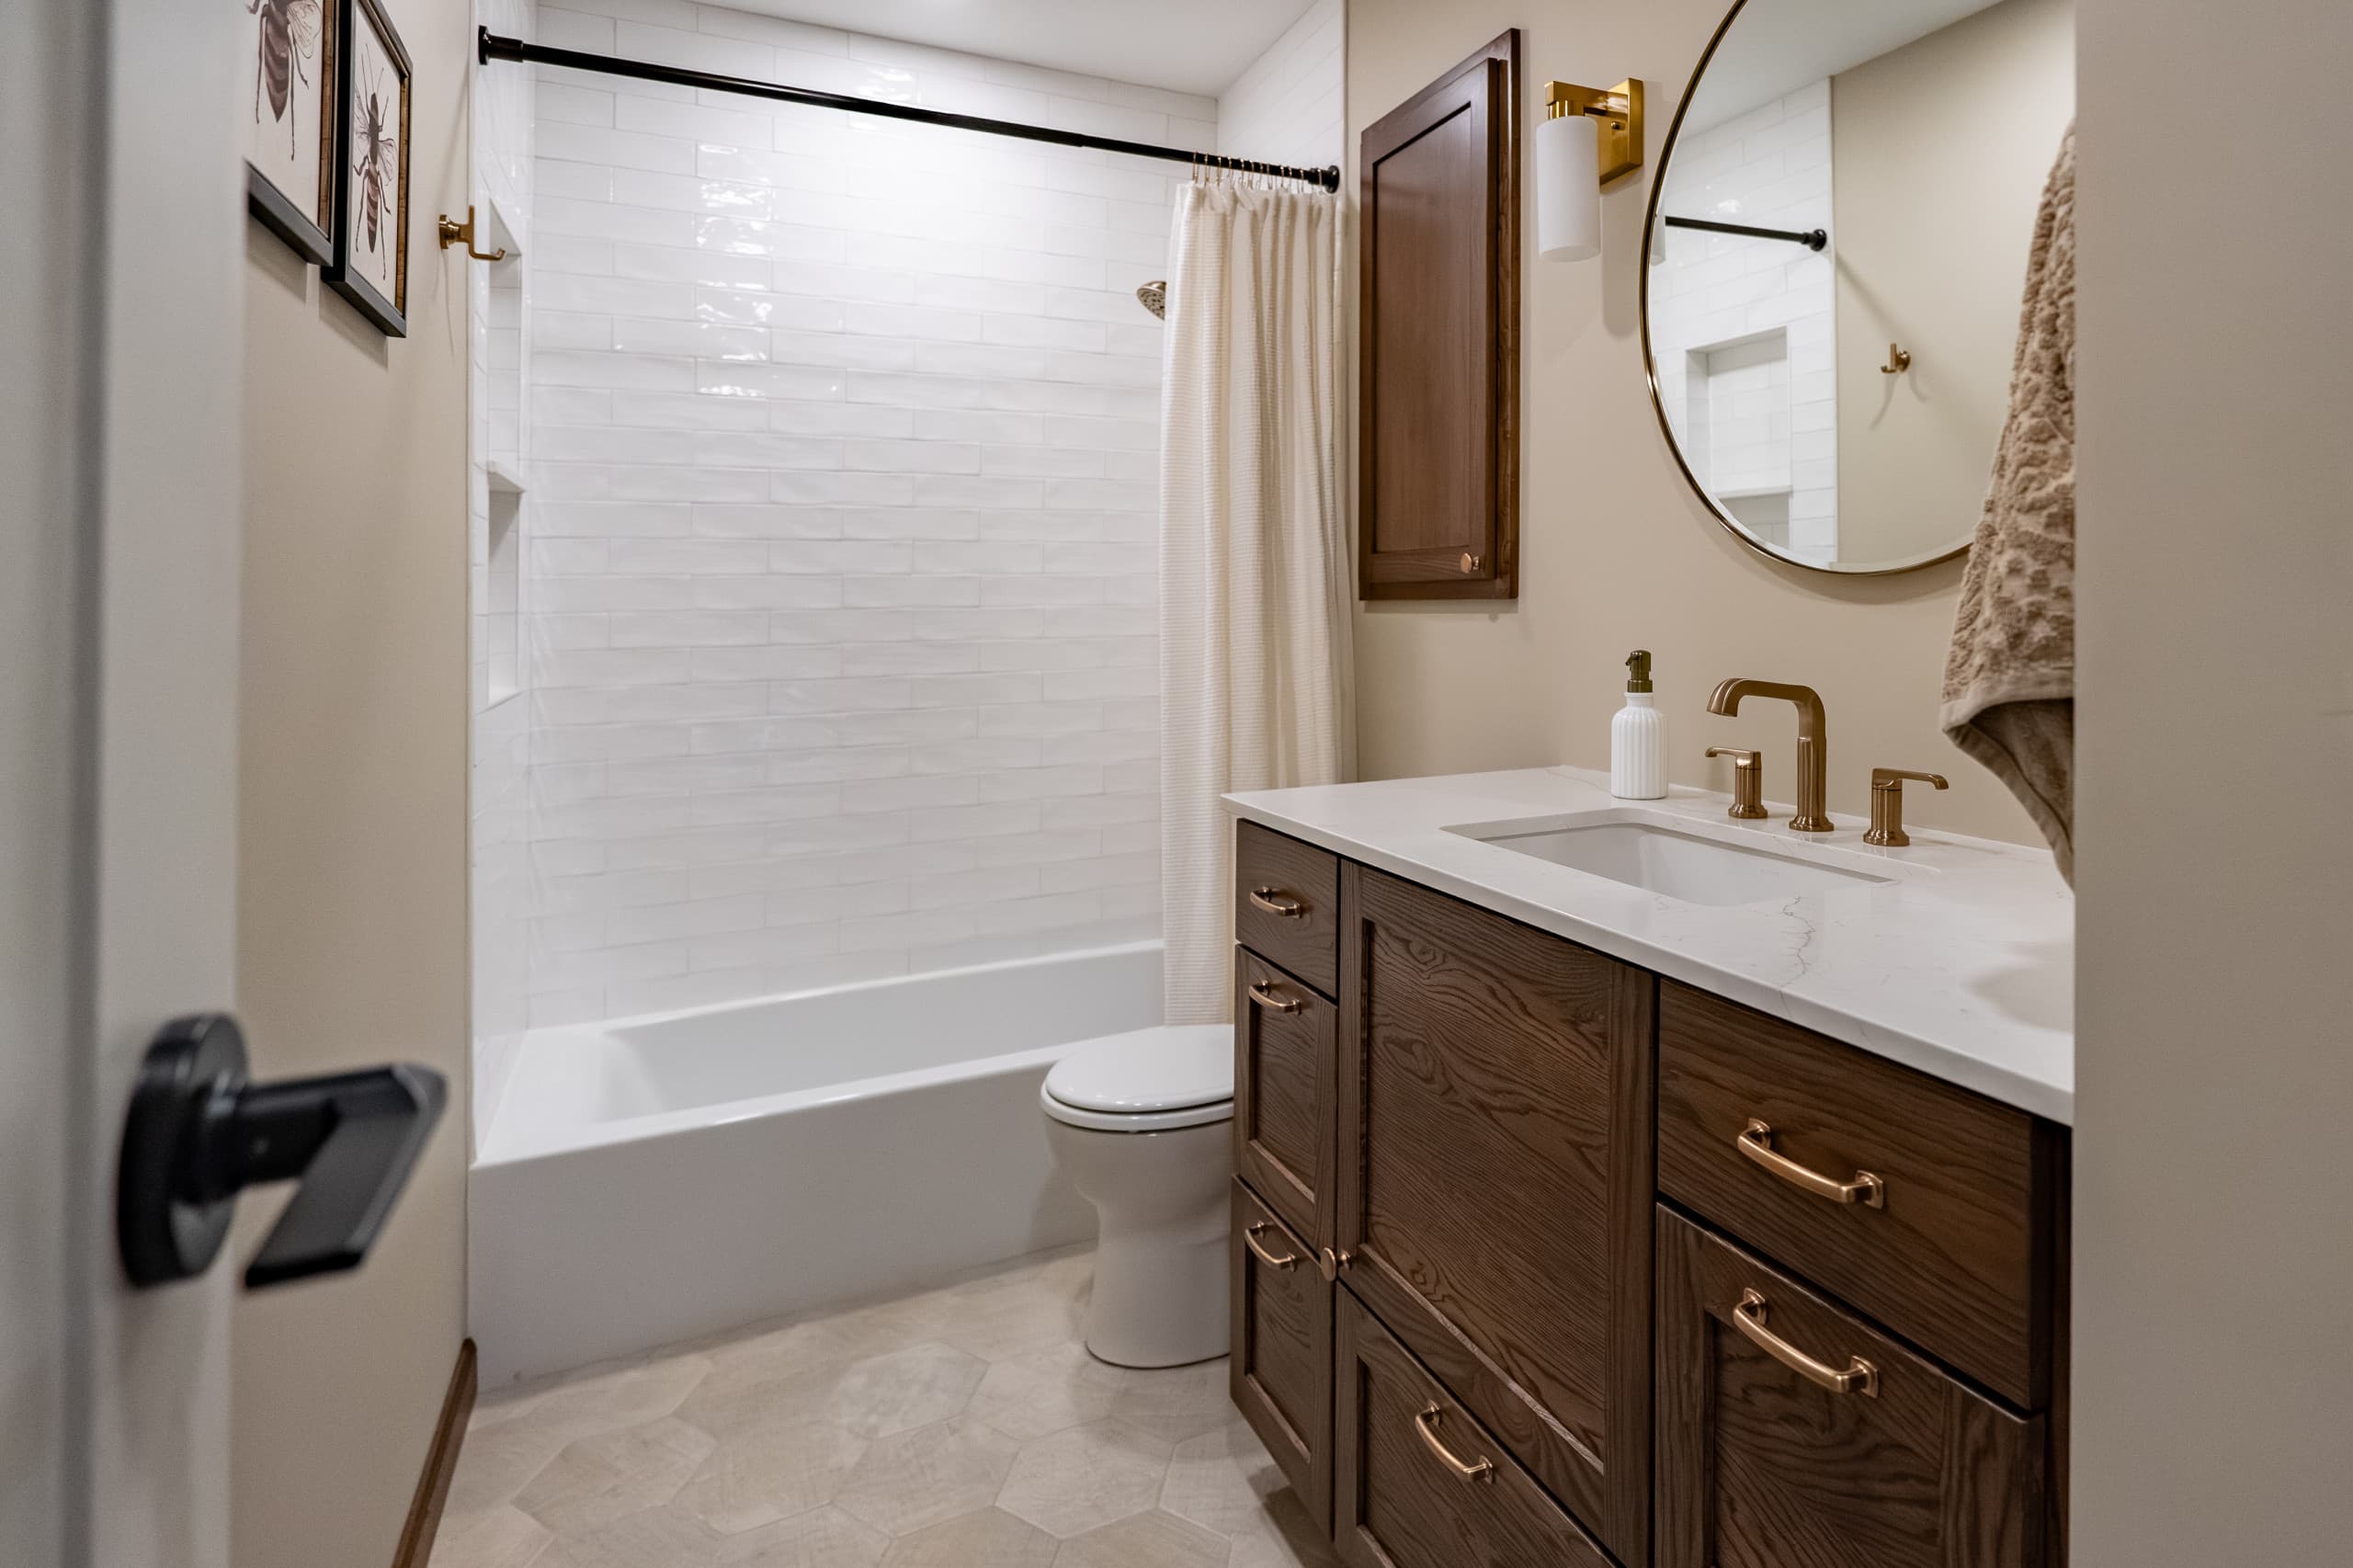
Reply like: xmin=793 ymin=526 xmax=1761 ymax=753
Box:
xmin=1159 ymin=176 xmax=1354 ymax=1024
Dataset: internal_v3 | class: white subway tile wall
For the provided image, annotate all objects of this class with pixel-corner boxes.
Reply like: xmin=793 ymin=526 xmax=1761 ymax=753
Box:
xmin=521 ymin=0 xmax=1212 ymax=1026
xmin=1650 ymin=82 xmax=1838 ymax=564
xmin=471 ymin=0 xmax=538 ymax=1146
xmin=1216 ymin=0 xmax=1344 ymax=172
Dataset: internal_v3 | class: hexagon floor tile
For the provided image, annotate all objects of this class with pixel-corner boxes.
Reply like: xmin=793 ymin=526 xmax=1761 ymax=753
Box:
xmin=436 ymin=1247 xmax=1322 ymax=1568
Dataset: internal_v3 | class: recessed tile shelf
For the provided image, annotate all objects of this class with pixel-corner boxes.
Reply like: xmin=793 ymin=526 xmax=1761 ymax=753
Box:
xmin=486 ymin=459 xmax=528 ymax=496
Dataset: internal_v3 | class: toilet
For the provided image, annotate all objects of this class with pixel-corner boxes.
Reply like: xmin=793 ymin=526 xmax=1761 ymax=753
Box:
xmin=1040 ymin=1024 xmax=1234 ymax=1369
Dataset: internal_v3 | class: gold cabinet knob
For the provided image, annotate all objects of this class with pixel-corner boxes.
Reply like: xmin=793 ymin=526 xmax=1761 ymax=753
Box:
xmin=1460 ymin=552 xmax=1481 ymax=574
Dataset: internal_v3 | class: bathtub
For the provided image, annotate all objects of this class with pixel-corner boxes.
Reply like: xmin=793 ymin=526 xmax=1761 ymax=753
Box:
xmin=469 ymin=942 xmax=1162 ymax=1384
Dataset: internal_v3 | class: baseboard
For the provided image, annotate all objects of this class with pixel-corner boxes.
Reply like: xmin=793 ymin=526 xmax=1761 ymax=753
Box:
xmin=391 ymin=1337 xmax=477 ymax=1568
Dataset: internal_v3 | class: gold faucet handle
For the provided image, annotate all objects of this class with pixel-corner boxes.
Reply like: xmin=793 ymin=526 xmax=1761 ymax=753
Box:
xmin=1706 ymin=747 xmax=1768 ymax=820
xmin=1864 ymin=768 xmax=1949 ymax=846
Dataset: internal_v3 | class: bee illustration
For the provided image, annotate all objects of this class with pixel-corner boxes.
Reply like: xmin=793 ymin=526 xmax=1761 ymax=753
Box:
xmin=248 ymin=0 xmax=323 ymax=152
xmin=351 ymin=54 xmax=398 ymax=257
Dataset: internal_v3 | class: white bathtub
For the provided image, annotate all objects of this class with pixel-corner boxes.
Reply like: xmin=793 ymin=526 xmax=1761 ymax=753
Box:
xmin=470 ymin=942 xmax=1162 ymax=1384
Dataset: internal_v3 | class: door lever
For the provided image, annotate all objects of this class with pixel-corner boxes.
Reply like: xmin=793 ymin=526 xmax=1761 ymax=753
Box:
xmin=117 ymin=1013 xmax=446 ymax=1290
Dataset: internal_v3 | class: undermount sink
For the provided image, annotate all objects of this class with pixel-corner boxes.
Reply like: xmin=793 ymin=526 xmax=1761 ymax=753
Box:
xmin=1446 ymin=807 xmax=1894 ymax=906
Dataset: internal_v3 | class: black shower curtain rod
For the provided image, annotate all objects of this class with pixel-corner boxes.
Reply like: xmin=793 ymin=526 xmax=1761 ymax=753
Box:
xmin=1663 ymin=214 xmax=1829 ymax=252
xmin=478 ymin=29 xmax=1343 ymax=192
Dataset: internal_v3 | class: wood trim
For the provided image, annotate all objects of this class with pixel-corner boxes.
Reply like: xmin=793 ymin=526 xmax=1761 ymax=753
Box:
xmin=1357 ymin=28 xmax=1520 ymax=601
xmin=390 ymin=1338 xmax=477 ymax=1568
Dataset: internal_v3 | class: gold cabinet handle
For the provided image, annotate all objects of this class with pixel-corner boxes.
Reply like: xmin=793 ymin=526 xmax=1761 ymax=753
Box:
xmin=1243 ymin=1223 xmax=1301 ymax=1271
xmin=1735 ymin=1119 xmax=1884 ymax=1209
xmin=1730 ymin=1289 xmax=1878 ymax=1397
xmin=1248 ymin=887 xmax=1306 ymax=918
xmin=1412 ymin=1404 xmax=1495 ymax=1482
xmin=1246 ymin=981 xmax=1302 ymax=1015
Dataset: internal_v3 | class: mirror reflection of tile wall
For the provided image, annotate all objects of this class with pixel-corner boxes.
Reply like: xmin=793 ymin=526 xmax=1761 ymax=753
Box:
xmin=1651 ymin=82 xmax=1838 ymax=565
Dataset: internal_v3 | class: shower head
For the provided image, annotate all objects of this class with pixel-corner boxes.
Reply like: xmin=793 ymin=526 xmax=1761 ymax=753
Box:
xmin=1136 ymin=280 xmax=1166 ymax=320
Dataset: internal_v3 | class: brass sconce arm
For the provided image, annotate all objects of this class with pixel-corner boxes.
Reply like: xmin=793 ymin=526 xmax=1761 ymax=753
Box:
xmin=1543 ymin=78 xmax=1645 ymax=185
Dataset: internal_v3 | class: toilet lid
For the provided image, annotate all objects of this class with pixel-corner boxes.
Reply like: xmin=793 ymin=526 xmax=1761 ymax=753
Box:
xmin=1042 ymin=1025 xmax=1233 ymax=1117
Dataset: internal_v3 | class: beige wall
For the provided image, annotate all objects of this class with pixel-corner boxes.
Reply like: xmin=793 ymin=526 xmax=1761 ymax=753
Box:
xmin=1832 ymin=0 xmax=2074 ymax=564
xmin=2072 ymin=0 xmax=2353 ymax=1559
xmin=1347 ymin=0 xmax=2040 ymax=843
xmin=231 ymin=0 xmax=472 ymax=1561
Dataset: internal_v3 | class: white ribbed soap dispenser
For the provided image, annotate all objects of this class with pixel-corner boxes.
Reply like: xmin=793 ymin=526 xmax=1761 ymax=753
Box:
xmin=1611 ymin=650 xmax=1667 ymax=800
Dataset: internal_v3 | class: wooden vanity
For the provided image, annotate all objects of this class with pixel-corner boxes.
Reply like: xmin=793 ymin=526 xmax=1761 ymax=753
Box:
xmin=1228 ymin=818 xmax=2069 ymax=1568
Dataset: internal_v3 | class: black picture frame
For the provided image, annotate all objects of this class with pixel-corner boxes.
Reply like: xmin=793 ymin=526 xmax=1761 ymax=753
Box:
xmin=242 ymin=0 xmax=340 ymax=264
xmin=324 ymin=0 xmax=412 ymax=337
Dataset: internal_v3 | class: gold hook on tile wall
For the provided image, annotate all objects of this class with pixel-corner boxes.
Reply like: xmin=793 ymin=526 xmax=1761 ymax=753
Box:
xmin=437 ymin=205 xmax=507 ymax=263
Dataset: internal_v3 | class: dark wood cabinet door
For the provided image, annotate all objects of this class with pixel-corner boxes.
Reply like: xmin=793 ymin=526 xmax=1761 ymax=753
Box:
xmin=1234 ymin=948 xmax=1336 ymax=1248
xmin=1335 ymin=866 xmax=1654 ymax=1563
xmin=1334 ymin=1290 xmax=1613 ymax=1568
xmin=1656 ymin=1207 xmax=2050 ymax=1568
xmin=1232 ymin=1182 xmax=1333 ymax=1532
xmin=1358 ymin=29 xmax=1519 ymax=600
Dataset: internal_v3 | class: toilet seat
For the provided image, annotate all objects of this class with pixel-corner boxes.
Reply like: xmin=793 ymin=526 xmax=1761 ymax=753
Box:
xmin=1040 ymin=1025 xmax=1233 ymax=1133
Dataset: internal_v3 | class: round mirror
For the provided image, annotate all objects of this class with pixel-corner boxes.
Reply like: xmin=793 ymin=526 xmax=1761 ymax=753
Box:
xmin=1641 ymin=0 xmax=2075 ymax=574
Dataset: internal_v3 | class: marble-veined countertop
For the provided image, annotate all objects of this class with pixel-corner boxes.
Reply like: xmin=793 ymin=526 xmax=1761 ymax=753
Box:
xmin=1225 ymin=767 xmax=2075 ymax=1122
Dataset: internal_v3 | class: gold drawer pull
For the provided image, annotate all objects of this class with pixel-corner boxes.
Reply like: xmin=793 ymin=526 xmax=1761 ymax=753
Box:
xmin=1736 ymin=1119 xmax=1884 ymax=1209
xmin=1248 ymin=887 xmax=1307 ymax=918
xmin=1243 ymin=1222 xmax=1301 ymax=1271
xmin=1246 ymin=981 xmax=1302 ymax=1015
xmin=1731 ymin=1290 xmax=1878 ymax=1398
xmin=1413 ymin=1404 xmax=1495 ymax=1482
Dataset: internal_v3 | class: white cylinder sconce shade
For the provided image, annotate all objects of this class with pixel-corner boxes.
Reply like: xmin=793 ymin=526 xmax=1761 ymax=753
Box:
xmin=1537 ymin=110 xmax=1602 ymax=261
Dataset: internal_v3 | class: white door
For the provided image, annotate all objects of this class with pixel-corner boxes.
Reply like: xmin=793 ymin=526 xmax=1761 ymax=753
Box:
xmin=3 ymin=0 xmax=244 ymax=1563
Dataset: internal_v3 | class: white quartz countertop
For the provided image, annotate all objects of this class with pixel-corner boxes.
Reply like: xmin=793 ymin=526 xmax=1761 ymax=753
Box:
xmin=1224 ymin=767 xmax=2075 ymax=1123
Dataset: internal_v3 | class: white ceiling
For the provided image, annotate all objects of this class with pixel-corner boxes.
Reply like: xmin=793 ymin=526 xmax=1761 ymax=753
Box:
xmin=730 ymin=0 xmax=1323 ymax=98
xmin=1687 ymin=0 xmax=2018 ymax=131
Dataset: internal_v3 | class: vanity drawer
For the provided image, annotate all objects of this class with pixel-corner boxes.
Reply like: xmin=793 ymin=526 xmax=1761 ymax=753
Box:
xmin=1235 ymin=821 xmax=1339 ymax=996
xmin=1657 ymin=982 xmax=2062 ymax=1406
xmin=1234 ymin=948 xmax=1336 ymax=1246
xmin=1334 ymin=1290 xmax=1613 ymax=1568
xmin=1232 ymin=1181 xmax=1332 ymax=1530
xmin=1656 ymin=1207 xmax=2048 ymax=1568
xmin=1336 ymin=866 xmax=1654 ymax=1562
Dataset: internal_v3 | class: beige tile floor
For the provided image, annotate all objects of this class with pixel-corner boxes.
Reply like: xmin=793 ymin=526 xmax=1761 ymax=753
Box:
xmin=431 ymin=1247 xmax=1336 ymax=1568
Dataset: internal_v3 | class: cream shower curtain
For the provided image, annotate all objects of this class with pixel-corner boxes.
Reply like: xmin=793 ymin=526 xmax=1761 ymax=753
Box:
xmin=1159 ymin=176 xmax=1353 ymax=1024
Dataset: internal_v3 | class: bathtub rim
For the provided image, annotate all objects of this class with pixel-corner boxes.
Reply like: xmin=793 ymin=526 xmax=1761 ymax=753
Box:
xmin=478 ymin=939 xmax=1163 ymax=1170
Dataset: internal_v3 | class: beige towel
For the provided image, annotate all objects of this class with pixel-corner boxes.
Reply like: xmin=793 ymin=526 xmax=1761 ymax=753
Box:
xmin=1943 ymin=125 xmax=2076 ymax=882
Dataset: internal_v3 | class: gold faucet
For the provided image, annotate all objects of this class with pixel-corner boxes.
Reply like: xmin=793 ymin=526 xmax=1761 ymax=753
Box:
xmin=1706 ymin=679 xmax=1832 ymax=832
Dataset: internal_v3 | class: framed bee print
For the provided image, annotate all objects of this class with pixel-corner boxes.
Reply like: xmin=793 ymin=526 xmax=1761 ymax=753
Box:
xmin=324 ymin=0 xmax=412 ymax=336
xmin=243 ymin=0 xmax=339 ymax=264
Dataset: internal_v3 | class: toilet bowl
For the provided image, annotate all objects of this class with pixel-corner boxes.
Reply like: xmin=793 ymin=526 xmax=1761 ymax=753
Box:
xmin=1040 ymin=1024 xmax=1233 ymax=1369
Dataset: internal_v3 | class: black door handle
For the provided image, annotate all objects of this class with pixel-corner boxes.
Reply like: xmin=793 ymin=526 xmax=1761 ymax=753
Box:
xmin=117 ymin=1013 xmax=446 ymax=1290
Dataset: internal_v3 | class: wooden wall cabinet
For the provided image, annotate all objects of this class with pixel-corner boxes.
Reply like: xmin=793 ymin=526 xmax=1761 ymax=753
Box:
xmin=1228 ymin=820 xmax=2071 ymax=1568
xmin=1358 ymin=30 xmax=1519 ymax=600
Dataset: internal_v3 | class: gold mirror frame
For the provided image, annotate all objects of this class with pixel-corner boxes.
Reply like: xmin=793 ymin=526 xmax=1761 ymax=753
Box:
xmin=1638 ymin=0 xmax=1972 ymax=577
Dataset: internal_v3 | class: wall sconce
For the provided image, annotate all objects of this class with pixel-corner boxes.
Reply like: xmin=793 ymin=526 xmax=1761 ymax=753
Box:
xmin=1538 ymin=78 xmax=1644 ymax=262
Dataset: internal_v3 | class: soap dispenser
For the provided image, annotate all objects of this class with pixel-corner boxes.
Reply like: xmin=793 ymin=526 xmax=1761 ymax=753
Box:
xmin=1611 ymin=650 xmax=1667 ymax=799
